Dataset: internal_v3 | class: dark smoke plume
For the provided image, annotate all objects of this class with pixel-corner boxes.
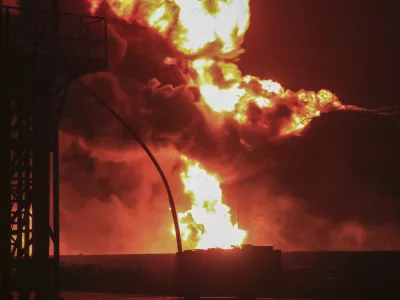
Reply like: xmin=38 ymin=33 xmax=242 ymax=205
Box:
xmin=57 ymin=1 xmax=400 ymax=253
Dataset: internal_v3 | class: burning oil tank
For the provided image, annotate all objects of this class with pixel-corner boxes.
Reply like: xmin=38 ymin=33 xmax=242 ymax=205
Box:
xmin=177 ymin=245 xmax=282 ymax=298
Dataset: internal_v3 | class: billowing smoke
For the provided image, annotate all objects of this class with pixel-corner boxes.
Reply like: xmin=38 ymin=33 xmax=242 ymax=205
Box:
xmin=57 ymin=0 xmax=400 ymax=254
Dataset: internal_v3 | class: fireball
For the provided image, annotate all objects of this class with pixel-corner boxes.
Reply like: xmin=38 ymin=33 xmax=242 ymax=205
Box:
xmin=89 ymin=0 xmax=349 ymax=136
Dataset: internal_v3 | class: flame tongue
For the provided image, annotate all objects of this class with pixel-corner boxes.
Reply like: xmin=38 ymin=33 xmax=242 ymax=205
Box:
xmin=177 ymin=156 xmax=247 ymax=249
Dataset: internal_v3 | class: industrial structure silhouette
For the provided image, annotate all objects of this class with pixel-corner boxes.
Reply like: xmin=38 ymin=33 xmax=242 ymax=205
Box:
xmin=0 ymin=1 xmax=107 ymax=298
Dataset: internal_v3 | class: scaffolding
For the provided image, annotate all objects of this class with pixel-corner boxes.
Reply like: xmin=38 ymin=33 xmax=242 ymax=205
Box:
xmin=0 ymin=3 xmax=107 ymax=299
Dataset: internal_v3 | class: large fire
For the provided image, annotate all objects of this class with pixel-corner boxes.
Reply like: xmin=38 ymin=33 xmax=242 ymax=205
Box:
xmin=88 ymin=0 xmax=361 ymax=250
xmin=172 ymin=156 xmax=246 ymax=249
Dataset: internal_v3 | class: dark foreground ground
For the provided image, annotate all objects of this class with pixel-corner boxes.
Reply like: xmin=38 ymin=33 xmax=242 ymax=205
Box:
xmin=60 ymin=251 xmax=400 ymax=299
xmin=62 ymin=294 xmax=315 ymax=300
xmin=61 ymin=294 xmax=310 ymax=300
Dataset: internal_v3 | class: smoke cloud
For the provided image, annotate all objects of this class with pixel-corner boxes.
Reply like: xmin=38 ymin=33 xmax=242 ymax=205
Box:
xmin=58 ymin=1 xmax=400 ymax=254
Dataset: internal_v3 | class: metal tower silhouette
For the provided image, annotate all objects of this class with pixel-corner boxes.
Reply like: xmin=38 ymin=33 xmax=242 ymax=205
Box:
xmin=0 ymin=1 xmax=107 ymax=298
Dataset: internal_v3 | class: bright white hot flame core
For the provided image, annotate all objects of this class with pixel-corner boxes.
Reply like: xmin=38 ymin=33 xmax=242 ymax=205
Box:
xmin=175 ymin=156 xmax=247 ymax=249
xmin=171 ymin=0 xmax=250 ymax=55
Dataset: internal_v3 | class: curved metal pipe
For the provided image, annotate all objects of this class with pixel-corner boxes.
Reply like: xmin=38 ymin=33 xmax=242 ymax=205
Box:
xmin=75 ymin=79 xmax=183 ymax=253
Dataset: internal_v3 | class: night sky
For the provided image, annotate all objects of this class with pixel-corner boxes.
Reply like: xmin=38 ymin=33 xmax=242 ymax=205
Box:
xmin=234 ymin=0 xmax=400 ymax=244
xmin=240 ymin=0 xmax=400 ymax=108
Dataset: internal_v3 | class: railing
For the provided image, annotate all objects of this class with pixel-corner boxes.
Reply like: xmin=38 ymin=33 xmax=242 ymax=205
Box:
xmin=0 ymin=5 xmax=107 ymax=69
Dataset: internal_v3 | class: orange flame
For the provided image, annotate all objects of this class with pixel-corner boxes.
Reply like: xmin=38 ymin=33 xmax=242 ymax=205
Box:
xmin=172 ymin=156 xmax=246 ymax=249
xmin=89 ymin=0 xmax=137 ymax=20
xmin=89 ymin=0 xmax=250 ymax=55
xmin=87 ymin=0 xmax=359 ymax=249
xmin=89 ymin=0 xmax=351 ymax=136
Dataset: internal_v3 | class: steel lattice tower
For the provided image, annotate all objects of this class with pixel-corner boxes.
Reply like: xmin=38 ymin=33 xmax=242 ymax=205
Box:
xmin=0 ymin=1 xmax=107 ymax=298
